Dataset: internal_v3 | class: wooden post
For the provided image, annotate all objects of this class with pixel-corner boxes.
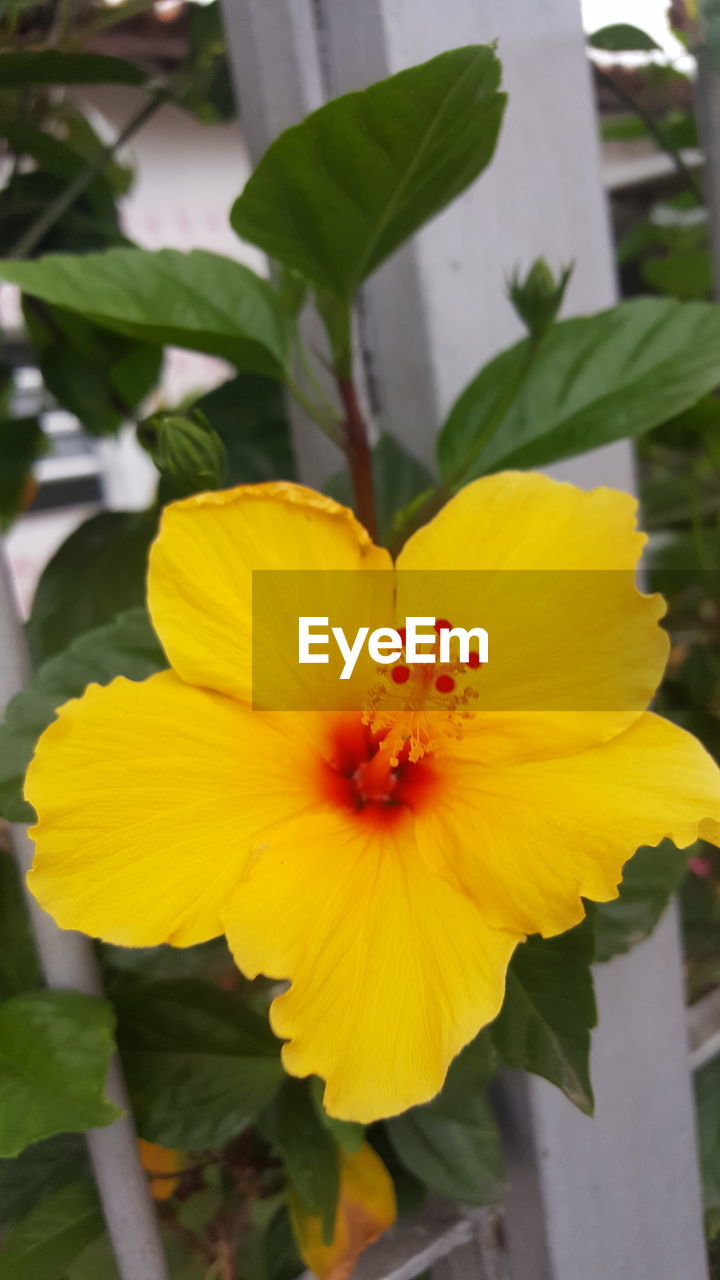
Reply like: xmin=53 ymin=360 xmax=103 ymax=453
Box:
xmin=221 ymin=2 xmax=707 ymax=1275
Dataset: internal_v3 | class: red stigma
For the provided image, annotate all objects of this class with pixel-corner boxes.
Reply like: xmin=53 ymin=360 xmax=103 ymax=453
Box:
xmin=434 ymin=618 xmax=452 ymax=632
xmin=391 ymin=664 xmax=410 ymax=684
xmin=435 ymin=674 xmax=455 ymax=694
xmin=467 ymin=652 xmax=483 ymax=669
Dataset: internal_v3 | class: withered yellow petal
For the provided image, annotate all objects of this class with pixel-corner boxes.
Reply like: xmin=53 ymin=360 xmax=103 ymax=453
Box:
xmin=138 ymin=1140 xmax=185 ymax=1201
xmin=148 ymin=482 xmax=391 ymax=705
xmin=291 ymin=1142 xmax=396 ymax=1280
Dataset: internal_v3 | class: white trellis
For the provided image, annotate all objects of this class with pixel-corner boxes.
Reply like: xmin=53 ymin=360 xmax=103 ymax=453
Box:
xmin=220 ymin=3 xmax=711 ymax=1278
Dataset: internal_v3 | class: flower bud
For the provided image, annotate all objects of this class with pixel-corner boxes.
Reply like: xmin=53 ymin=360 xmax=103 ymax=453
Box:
xmin=138 ymin=409 xmax=226 ymax=496
xmin=508 ymin=258 xmax=573 ymax=340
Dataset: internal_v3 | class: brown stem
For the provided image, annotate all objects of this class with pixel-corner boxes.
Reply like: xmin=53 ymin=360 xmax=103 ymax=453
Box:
xmin=157 ymin=1204 xmax=215 ymax=1266
xmin=595 ymin=65 xmax=704 ymax=202
xmin=336 ymin=376 xmax=377 ymax=540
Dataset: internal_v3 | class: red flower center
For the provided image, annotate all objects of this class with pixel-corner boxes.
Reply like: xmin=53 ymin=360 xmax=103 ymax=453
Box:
xmin=319 ymin=718 xmax=439 ymax=825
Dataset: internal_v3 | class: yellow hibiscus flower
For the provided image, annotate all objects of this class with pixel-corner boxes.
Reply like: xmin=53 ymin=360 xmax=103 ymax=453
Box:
xmin=24 ymin=471 xmax=720 ymax=1122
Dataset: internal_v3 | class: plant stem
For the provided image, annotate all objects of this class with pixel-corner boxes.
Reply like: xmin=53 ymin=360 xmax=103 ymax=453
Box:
xmin=595 ymin=64 xmax=704 ymax=202
xmin=287 ymin=376 xmax=345 ymax=446
xmin=8 ymin=89 xmax=169 ymax=260
xmin=337 ymin=375 xmax=377 ymax=538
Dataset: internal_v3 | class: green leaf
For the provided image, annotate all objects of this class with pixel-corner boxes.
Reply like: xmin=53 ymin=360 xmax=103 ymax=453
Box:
xmin=308 ymin=1076 xmax=365 ymax=1155
xmin=695 ymin=1057 xmax=720 ymax=1219
xmin=438 ymin=298 xmax=720 ymax=482
xmin=0 ymin=123 xmax=118 ymax=220
xmin=264 ymin=1077 xmax=340 ymax=1244
xmin=641 ymin=249 xmax=712 ymax=300
xmin=0 ymin=607 xmax=165 ymax=824
xmin=0 ymin=1179 xmax=104 ymax=1280
xmin=593 ymin=842 xmax=689 ymax=962
xmin=0 ymin=50 xmax=148 ymax=87
xmin=27 ymin=509 xmax=159 ymax=662
xmin=115 ymin=979 xmax=284 ymax=1148
xmin=386 ymin=1033 xmax=503 ymax=1205
xmin=702 ymin=0 xmax=720 ymax=76
xmin=0 ymin=249 xmax=290 ymax=378
xmin=491 ymin=922 xmax=596 ymax=1115
xmin=325 ymin=435 xmax=433 ymax=544
xmin=0 ymin=850 xmax=41 ymax=998
xmin=24 ymin=299 xmax=162 ymax=436
xmin=64 ymin=1232 xmax=119 ymax=1280
xmin=0 ymin=415 xmax=44 ymax=529
xmin=0 ymin=991 xmax=119 ymax=1158
xmin=263 ymin=1205 xmax=304 ymax=1280
xmin=0 ymin=1135 xmax=88 ymax=1230
xmin=194 ymin=373 xmax=296 ymax=484
xmin=588 ymin=24 xmax=661 ymax=52
xmin=231 ymin=45 xmax=505 ymax=301
xmin=0 ymin=170 xmax=126 ymax=258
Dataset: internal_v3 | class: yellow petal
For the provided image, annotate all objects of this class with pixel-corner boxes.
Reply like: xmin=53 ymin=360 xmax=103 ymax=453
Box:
xmin=400 ymin=471 xmax=647 ymax=571
xmin=291 ymin=1143 xmax=396 ymax=1280
xmin=417 ymin=711 xmax=720 ymax=938
xmin=148 ymin=482 xmax=392 ymax=704
xmin=138 ymin=1140 xmax=186 ymax=1201
xmin=26 ymin=672 xmax=319 ymax=947
xmin=223 ymin=807 xmax=519 ymax=1122
xmin=396 ymin=472 xmax=668 ymax=760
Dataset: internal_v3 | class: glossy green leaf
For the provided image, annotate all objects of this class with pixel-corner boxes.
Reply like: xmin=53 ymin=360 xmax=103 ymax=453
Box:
xmin=231 ymin=45 xmax=505 ymax=301
xmin=0 ymin=50 xmax=148 ymax=87
xmin=438 ymin=298 xmax=720 ymax=482
xmin=115 ymin=979 xmax=283 ymax=1148
xmin=593 ymin=842 xmax=689 ymax=962
xmin=0 ymin=1179 xmax=104 ymax=1280
xmin=194 ymin=373 xmax=296 ymax=484
xmin=0 ymin=991 xmax=119 ymax=1158
xmin=0 ymin=1135 xmax=88 ymax=1230
xmin=386 ymin=1034 xmax=502 ymax=1205
xmin=264 ymin=1077 xmax=339 ymax=1243
xmin=0 ymin=249 xmax=290 ymax=377
xmin=0 ymin=850 xmax=41 ymax=998
xmin=27 ymin=509 xmax=159 ymax=662
xmin=24 ymin=299 xmax=162 ymax=436
xmin=325 ymin=435 xmax=433 ymax=544
xmin=0 ymin=607 xmax=165 ymax=824
xmin=491 ymin=923 xmax=596 ymax=1115
xmin=588 ymin=23 xmax=661 ymax=51
xmin=0 ymin=415 xmax=44 ymax=529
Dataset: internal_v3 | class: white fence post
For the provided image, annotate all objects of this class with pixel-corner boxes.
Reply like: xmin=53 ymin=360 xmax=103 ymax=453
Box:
xmin=0 ymin=551 xmax=171 ymax=1280
xmin=221 ymin=2 xmax=707 ymax=1276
